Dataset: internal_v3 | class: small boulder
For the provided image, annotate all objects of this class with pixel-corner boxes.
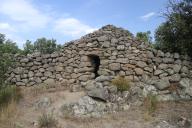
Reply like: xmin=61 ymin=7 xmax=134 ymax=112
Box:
xmin=109 ymin=63 xmax=121 ymax=71
xmin=16 ymin=82 xmax=26 ymax=86
xmin=95 ymin=75 xmax=113 ymax=82
xmin=169 ymin=74 xmax=181 ymax=82
xmin=134 ymin=68 xmax=144 ymax=75
xmin=136 ymin=61 xmax=147 ymax=68
xmin=181 ymin=66 xmax=188 ymax=73
xmin=179 ymin=78 xmax=191 ymax=88
xmin=84 ymin=80 xmax=100 ymax=91
xmin=44 ymin=78 xmax=55 ymax=86
xmin=157 ymin=50 xmax=164 ymax=57
xmin=28 ymin=71 xmax=34 ymax=78
xmin=20 ymin=58 xmax=29 ymax=63
xmin=97 ymin=35 xmax=108 ymax=42
xmin=117 ymin=45 xmax=125 ymax=50
xmin=185 ymin=87 xmax=192 ymax=97
xmin=87 ymin=88 xmax=109 ymax=101
xmin=154 ymin=79 xmax=170 ymax=90
xmin=98 ymin=69 xmax=115 ymax=76
xmin=102 ymin=41 xmax=110 ymax=48
xmin=173 ymin=64 xmax=181 ymax=73
xmin=44 ymin=71 xmax=52 ymax=77
xmin=174 ymin=53 xmax=180 ymax=59
xmin=107 ymin=85 xmax=118 ymax=93
xmin=158 ymin=64 xmax=168 ymax=70
xmin=154 ymin=70 xmax=163 ymax=76
xmin=55 ymin=66 xmax=64 ymax=72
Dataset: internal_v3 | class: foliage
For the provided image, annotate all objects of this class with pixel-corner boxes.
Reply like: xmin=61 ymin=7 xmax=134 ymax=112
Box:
xmin=0 ymin=34 xmax=20 ymax=85
xmin=155 ymin=0 xmax=192 ymax=56
xmin=0 ymin=33 xmax=5 ymax=44
xmin=34 ymin=38 xmax=57 ymax=54
xmin=111 ymin=76 xmax=130 ymax=92
xmin=23 ymin=38 xmax=62 ymax=54
xmin=38 ymin=113 xmax=57 ymax=128
xmin=0 ymin=54 xmax=13 ymax=85
xmin=136 ymin=31 xmax=152 ymax=43
xmin=23 ymin=40 xmax=34 ymax=55
xmin=0 ymin=40 xmax=20 ymax=54
xmin=126 ymin=30 xmax=134 ymax=38
xmin=144 ymin=93 xmax=158 ymax=114
xmin=0 ymin=34 xmax=22 ymax=109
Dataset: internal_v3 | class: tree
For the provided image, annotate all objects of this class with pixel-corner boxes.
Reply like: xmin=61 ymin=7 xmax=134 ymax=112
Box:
xmin=0 ymin=33 xmax=20 ymax=85
xmin=0 ymin=53 xmax=13 ymax=85
xmin=1 ymin=40 xmax=20 ymax=54
xmin=23 ymin=38 xmax=62 ymax=54
xmin=136 ymin=31 xmax=152 ymax=43
xmin=155 ymin=0 xmax=192 ymax=56
xmin=34 ymin=38 xmax=57 ymax=54
xmin=0 ymin=34 xmax=22 ymax=108
xmin=0 ymin=34 xmax=20 ymax=54
xmin=0 ymin=34 xmax=5 ymax=44
xmin=23 ymin=40 xmax=34 ymax=55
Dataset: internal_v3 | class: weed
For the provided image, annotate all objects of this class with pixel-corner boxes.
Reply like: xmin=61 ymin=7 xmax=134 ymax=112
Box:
xmin=143 ymin=112 xmax=153 ymax=121
xmin=144 ymin=93 xmax=158 ymax=114
xmin=38 ymin=113 xmax=57 ymax=128
xmin=111 ymin=76 xmax=130 ymax=92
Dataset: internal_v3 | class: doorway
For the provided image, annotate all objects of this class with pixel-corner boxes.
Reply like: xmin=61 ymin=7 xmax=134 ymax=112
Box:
xmin=88 ymin=55 xmax=100 ymax=78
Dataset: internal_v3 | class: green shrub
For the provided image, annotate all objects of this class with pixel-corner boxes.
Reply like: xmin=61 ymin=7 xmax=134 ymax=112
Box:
xmin=38 ymin=113 xmax=57 ymax=128
xmin=0 ymin=54 xmax=13 ymax=85
xmin=111 ymin=76 xmax=130 ymax=92
xmin=144 ymin=93 xmax=158 ymax=114
xmin=0 ymin=86 xmax=22 ymax=108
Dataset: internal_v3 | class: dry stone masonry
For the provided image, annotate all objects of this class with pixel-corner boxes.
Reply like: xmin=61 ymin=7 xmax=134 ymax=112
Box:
xmin=7 ymin=25 xmax=192 ymax=101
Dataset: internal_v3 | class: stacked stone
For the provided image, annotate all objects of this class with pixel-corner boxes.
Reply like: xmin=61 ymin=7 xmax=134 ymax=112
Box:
xmin=7 ymin=25 xmax=192 ymax=99
xmin=7 ymin=52 xmax=63 ymax=86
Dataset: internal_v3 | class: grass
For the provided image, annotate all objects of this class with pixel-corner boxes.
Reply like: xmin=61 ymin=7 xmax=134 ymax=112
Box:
xmin=0 ymin=85 xmax=22 ymax=128
xmin=0 ymin=100 xmax=19 ymax=128
xmin=143 ymin=93 xmax=158 ymax=114
xmin=38 ymin=113 xmax=57 ymax=128
xmin=0 ymin=100 xmax=17 ymax=120
xmin=31 ymin=83 xmax=63 ymax=96
xmin=143 ymin=111 xmax=153 ymax=121
xmin=0 ymin=85 xmax=22 ymax=109
xmin=111 ymin=76 xmax=130 ymax=92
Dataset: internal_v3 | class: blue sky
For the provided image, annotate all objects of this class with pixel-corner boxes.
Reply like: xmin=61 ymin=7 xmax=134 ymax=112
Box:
xmin=0 ymin=0 xmax=168 ymax=48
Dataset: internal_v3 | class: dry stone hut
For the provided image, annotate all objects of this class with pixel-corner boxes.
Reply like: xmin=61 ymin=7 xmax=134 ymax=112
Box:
xmin=7 ymin=25 xmax=192 ymax=101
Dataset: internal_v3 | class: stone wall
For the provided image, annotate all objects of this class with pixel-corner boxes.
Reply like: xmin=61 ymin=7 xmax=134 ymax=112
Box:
xmin=7 ymin=25 xmax=192 ymax=99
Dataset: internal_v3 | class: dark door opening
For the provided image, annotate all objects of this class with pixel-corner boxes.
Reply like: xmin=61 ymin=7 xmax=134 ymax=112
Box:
xmin=88 ymin=55 xmax=100 ymax=78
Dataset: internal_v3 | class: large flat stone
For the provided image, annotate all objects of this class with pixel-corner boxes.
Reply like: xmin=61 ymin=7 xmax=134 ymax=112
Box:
xmin=154 ymin=79 xmax=170 ymax=90
xmin=87 ymin=88 xmax=109 ymax=101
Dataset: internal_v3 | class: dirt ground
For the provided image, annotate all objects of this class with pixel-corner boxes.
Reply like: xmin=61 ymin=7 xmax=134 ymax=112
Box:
xmin=1 ymin=86 xmax=192 ymax=128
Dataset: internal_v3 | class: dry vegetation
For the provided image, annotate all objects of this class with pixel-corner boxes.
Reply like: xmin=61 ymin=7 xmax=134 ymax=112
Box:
xmin=0 ymin=86 xmax=22 ymax=128
xmin=144 ymin=93 xmax=158 ymax=114
xmin=0 ymin=85 xmax=191 ymax=128
xmin=38 ymin=113 xmax=57 ymax=128
xmin=111 ymin=76 xmax=130 ymax=92
xmin=0 ymin=100 xmax=19 ymax=128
